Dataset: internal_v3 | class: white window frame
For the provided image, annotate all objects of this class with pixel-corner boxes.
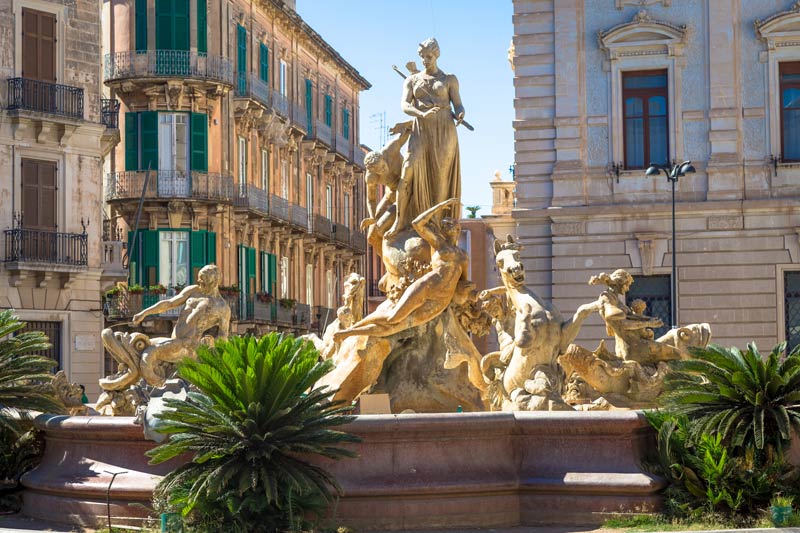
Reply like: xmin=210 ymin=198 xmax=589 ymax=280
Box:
xmin=280 ymin=256 xmax=289 ymax=298
xmin=279 ymin=60 xmax=287 ymax=96
xmin=281 ymin=160 xmax=289 ymax=198
xmin=159 ymin=113 xmax=190 ymax=174
xmin=238 ymin=136 xmax=247 ymax=194
xmin=326 ymin=269 xmax=334 ymax=308
xmin=343 ymin=192 xmax=350 ymax=228
xmin=326 ymin=184 xmax=333 ymax=221
xmin=261 ymin=148 xmax=270 ymax=192
xmin=159 ymin=231 xmax=190 ymax=288
xmin=306 ymin=263 xmax=313 ymax=308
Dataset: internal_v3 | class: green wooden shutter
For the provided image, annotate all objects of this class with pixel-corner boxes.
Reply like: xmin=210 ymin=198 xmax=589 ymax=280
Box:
xmin=305 ymin=79 xmax=313 ymax=131
xmin=259 ymin=43 xmax=269 ymax=82
xmin=190 ymin=230 xmax=207 ymax=283
xmin=127 ymin=230 xmax=139 ymax=284
xmin=191 ymin=113 xmax=208 ymax=172
xmin=135 ymin=0 xmax=147 ymax=51
xmin=324 ymin=94 xmax=332 ymax=127
xmin=206 ymin=231 xmax=216 ymax=264
xmin=155 ymin=0 xmax=171 ymax=50
xmin=268 ymin=253 xmax=277 ymax=296
xmin=260 ymin=251 xmax=268 ymax=293
xmin=247 ymin=247 xmax=256 ymax=294
xmin=237 ymin=25 xmax=247 ymax=94
xmin=197 ymin=0 xmax=207 ymax=54
xmin=142 ymin=230 xmax=160 ymax=287
xmin=140 ymin=111 xmax=158 ymax=170
xmin=156 ymin=0 xmax=189 ymax=50
xmin=125 ymin=112 xmax=139 ymax=171
xmin=343 ymin=108 xmax=350 ymax=140
xmin=174 ymin=0 xmax=190 ymax=51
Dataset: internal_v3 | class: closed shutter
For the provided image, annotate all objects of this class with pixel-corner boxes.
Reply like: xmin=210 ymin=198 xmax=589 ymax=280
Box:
xmin=22 ymin=9 xmax=56 ymax=82
xmin=324 ymin=94 xmax=332 ymax=127
xmin=21 ymin=159 xmax=57 ymax=230
xmin=155 ymin=0 xmax=171 ymax=50
xmin=190 ymin=113 xmax=208 ymax=171
xmin=142 ymin=230 xmax=159 ymax=286
xmin=127 ymin=230 xmax=140 ymax=284
xmin=174 ymin=0 xmax=190 ymax=51
xmin=206 ymin=231 xmax=216 ymax=264
xmin=343 ymin=108 xmax=350 ymax=139
xmin=259 ymin=43 xmax=269 ymax=82
xmin=140 ymin=111 xmax=158 ymax=170
xmin=247 ymin=247 xmax=256 ymax=294
xmin=190 ymin=230 xmax=206 ymax=283
xmin=268 ymin=253 xmax=277 ymax=296
xmin=305 ymin=79 xmax=313 ymax=131
xmin=237 ymin=25 xmax=247 ymax=93
xmin=156 ymin=0 xmax=189 ymax=50
xmin=196 ymin=0 xmax=207 ymax=54
xmin=260 ymin=251 xmax=268 ymax=293
xmin=125 ymin=112 xmax=139 ymax=171
xmin=135 ymin=0 xmax=147 ymax=51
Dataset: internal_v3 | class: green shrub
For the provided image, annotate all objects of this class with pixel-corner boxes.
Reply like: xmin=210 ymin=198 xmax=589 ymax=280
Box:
xmin=148 ymin=333 xmax=359 ymax=532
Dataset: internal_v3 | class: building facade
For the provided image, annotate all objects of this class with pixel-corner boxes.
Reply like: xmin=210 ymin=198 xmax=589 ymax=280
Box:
xmin=102 ymin=0 xmax=369 ymax=345
xmin=512 ymin=0 xmax=800 ymax=351
xmin=0 ymin=0 xmax=122 ymax=396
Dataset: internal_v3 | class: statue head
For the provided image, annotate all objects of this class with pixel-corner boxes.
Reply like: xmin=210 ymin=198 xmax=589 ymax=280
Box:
xmin=494 ymin=235 xmax=525 ymax=290
xmin=197 ymin=264 xmax=220 ymax=291
xmin=589 ymin=269 xmax=633 ymax=295
xmin=418 ymin=37 xmax=440 ymax=70
xmin=440 ymin=217 xmax=461 ymax=244
xmin=364 ymin=150 xmax=388 ymax=176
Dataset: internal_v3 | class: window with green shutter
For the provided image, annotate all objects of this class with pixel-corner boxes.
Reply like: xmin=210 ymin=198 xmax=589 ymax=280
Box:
xmin=125 ymin=112 xmax=139 ymax=171
xmin=268 ymin=253 xmax=277 ymax=296
xmin=135 ymin=0 xmax=147 ymax=51
xmin=190 ymin=113 xmax=208 ymax=172
xmin=190 ymin=230 xmax=207 ymax=283
xmin=324 ymin=94 xmax=332 ymax=127
xmin=156 ymin=0 xmax=190 ymax=51
xmin=142 ymin=230 xmax=160 ymax=287
xmin=206 ymin=232 xmax=216 ymax=264
xmin=305 ymin=79 xmax=313 ymax=131
xmin=343 ymin=108 xmax=350 ymax=140
xmin=197 ymin=0 xmax=206 ymax=54
xmin=140 ymin=111 xmax=158 ymax=171
xmin=237 ymin=25 xmax=247 ymax=94
xmin=247 ymin=247 xmax=256 ymax=294
xmin=259 ymin=43 xmax=269 ymax=83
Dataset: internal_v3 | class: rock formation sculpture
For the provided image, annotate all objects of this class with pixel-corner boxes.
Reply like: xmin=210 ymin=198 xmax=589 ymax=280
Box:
xmin=96 ymin=264 xmax=231 ymax=415
xmin=560 ymin=269 xmax=712 ymax=408
xmin=479 ymin=236 xmax=600 ymax=411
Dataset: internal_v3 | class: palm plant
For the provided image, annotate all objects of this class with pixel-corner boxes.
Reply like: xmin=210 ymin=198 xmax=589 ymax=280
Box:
xmin=147 ymin=333 xmax=359 ymax=532
xmin=661 ymin=342 xmax=800 ymax=451
xmin=0 ymin=310 xmax=63 ymax=434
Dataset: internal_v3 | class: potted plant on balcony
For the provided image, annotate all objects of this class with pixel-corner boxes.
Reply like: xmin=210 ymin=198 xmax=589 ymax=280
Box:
xmin=126 ymin=284 xmax=144 ymax=316
xmin=148 ymin=284 xmax=168 ymax=295
xmin=256 ymin=292 xmax=273 ymax=304
xmin=173 ymin=283 xmax=186 ymax=293
xmin=219 ymin=285 xmax=240 ymax=298
xmin=279 ymin=298 xmax=296 ymax=310
xmin=127 ymin=284 xmax=144 ymax=294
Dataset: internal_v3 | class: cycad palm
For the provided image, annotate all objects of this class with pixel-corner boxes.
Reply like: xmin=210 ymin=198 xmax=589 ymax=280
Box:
xmin=0 ymin=310 xmax=63 ymax=434
xmin=148 ymin=333 xmax=359 ymax=531
xmin=662 ymin=342 xmax=800 ymax=451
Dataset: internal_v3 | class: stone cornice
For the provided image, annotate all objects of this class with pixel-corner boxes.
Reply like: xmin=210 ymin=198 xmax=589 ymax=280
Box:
xmin=755 ymin=1 xmax=800 ymax=41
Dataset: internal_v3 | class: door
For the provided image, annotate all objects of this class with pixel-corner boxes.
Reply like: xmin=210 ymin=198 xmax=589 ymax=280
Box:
xmin=20 ymin=159 xmax=57 ymax=261
xmin=158 ymin=114 xmax=190 ymax=196
xmin=21 ymin=9 xmax=56 ymax=113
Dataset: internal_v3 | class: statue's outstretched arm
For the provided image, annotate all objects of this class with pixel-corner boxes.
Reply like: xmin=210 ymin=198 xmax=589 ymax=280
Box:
xmin=132 ymin=286 xmax=193 ymax=324
xmin=412 ymin=198 xmax=458 ymax=249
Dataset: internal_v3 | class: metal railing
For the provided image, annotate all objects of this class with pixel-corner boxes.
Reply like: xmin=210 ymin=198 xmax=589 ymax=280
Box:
xmin=314 ymin=305 xmax=336 ymax=333
xmin=101 ymin=241 xmax=126 ymax=271
xmin=314 ymin=120 xmax=332 ymax=147
xmin=100 ymin=98 xmax=120 ymax=129
xmin=350 ymin=229 xmax=367 ymax=253
xmin=104 ymin=50 xmax=235 ymax=86
xmin=6 ymin=78 xmax=84 ymax=119
xmin=234 ymin=183 xmax=269 ymax=215
xmin=4 ymin=227 xmax=88 ymax=266
xmin=332 ymin=223 xmax=350 ymax=245
xmin=368 ymin=279 xmax=382 ymax=298
xmin=291 ymin=102 xmax=307 ymax=131
xmin=354 ymin=149 xmax=366 ymax=168
xmin=311 ymin=214 xmax=333 ymax=240
xmin=235 ymin=72 xmax=271 ymax=108
xmin=290 ymin=203 xmax=308 ymax=230
xmin=269 ymin=194 xmax=291 ymax=223
xmin=294 ymin=303 xmax=311 ymax=329
xmin=106 ymin=171 xmax=234 ymax=202
xmin=272 ymin=91 xmax=289 ymax=117
xmin=335 ymin=133 xmax=351 ymax=158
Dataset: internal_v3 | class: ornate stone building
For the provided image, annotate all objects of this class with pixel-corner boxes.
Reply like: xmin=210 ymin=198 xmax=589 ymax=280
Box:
xmin=0 ymin=0 xmax=123 ymax=396
xmin=102 ymin=0 xmax=369 ymax=344
xmin=512 ymin=0 xmax=800 ymax=351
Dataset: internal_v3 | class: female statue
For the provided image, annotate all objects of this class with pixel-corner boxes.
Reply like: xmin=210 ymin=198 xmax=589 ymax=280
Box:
xmin=387 ymin=38 xmax=465 ymax=237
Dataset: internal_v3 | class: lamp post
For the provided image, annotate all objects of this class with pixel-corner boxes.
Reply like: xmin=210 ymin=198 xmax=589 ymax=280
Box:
xmin=645 ymin=160 xmax=696 ymax=329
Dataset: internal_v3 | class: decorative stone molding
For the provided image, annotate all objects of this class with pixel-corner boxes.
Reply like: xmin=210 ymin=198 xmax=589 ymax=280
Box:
xmin=756 ymin=2 xmax=800 ymax=159
xmin=707 ymin=215 xmax=743 ymax=231
xmin=235 ymin=103 xmax=263 ymax=136
xmin=615 ymin=0 xmax=671 ymax=9
xmin=598 ymin=9 xmax=689 ymax=166
xmin=167 ymin=202 xmax=185 ymax=229
xmin=633 ymin=233 xmax=667 ymax=276
xmin=551 ymin=221 xmax=585 ymax=236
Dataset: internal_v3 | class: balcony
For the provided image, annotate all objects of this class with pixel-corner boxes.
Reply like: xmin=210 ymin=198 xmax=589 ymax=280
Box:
xmin=269 ymin=195 xmax=291 ymax=224
xmin=234 ymin=183 xmax=269 ymax=216
xmin=6 ymin=78 xmax=84 ymax=120
xmin=290 ymin=102 xmax=308 ymax=132
xmin=289 ymin=203 xmax=308 ymax=230
xmin=312 ymin=120 xmax=333 ymax=147
xmin=314 ymin=305 xmax=336 ymax=333
xmin=311 ymin=214 xmax=333 ymax=241
xmin=100 ymin=98 xmax=120 ymax=129
xmin=272 ymin=91 xmax=289 ymax=118
xmin=234 ymin=72 xmax=271 ymax=109
xmin=335 ymin=132 xmax=352 ymax=159
xmin=106 ymin=288 xmax=183 ymax=320
xmin=350 ymin=229 xmax=367 ymax=254
xmin=106 ymin=171 xmax=234 ymax=203
xmin=104 ymin=50 xmax=234 ymax=87
xmin=354 ymin=149 xmax=366 ymax=169
xmin=332 ymin=223 xmax=350 ymax=246
xmin=4 ymin=227 xmax=88 ymax=267
xmin=101 ymin=240 xmax=128 ymax=284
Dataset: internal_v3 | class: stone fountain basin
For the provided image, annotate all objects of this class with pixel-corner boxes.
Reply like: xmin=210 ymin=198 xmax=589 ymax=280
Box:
xmin=22 ymin=411 xmax=664 ymax=530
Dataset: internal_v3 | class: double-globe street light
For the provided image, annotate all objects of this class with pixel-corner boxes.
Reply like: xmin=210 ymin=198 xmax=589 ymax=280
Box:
xmin=645 ymin=160 xmax=696 ymax=330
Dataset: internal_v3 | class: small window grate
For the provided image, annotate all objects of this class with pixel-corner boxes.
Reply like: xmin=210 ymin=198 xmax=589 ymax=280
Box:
xmin=784 ymin=271 xmax=800 ymax=353
xmin=18 ymin=320 xmax=62 ymax=370
xmin=627 ymin=275 xmax=672 ymax=339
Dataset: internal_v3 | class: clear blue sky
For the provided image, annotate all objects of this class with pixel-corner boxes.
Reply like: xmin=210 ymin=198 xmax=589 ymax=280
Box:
xmin=298 ymin=1 xmax=515 ymax=218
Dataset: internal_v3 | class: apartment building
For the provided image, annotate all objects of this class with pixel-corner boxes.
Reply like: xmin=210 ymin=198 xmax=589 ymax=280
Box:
xmin=0 ymin=0 xmax=123 ymax=396
xmin=102 ymin=0 xmax=369 ymax=341
xmin=512 ymin=0 xmax=800 ymax=351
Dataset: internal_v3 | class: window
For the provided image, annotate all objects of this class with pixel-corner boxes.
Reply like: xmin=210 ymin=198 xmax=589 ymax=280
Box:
xmin=238 ymin=136 xmax=247 ymax=195
xmin=135 ymin=0 xmax=147 ymax=51
xmin=21 ymin=158 xmax=57 ymax=230
xmin=159 ymin=113 xmax=189 ymax=174
xmin=259 ymin=43 xmax=269 ymax=83
xmin=626 ymin=274 xmax=671 ymax=338
xmin=622 ymin=70 xmax=668 ymax=169
xmin=785 ymin=271 xmax=800 ymax=353
xmin=306 ymin=264 xmax=313 ymax=307
xmin=343 ymin=193 xmax=350 ymax=228
xmin=280 ymin=256 xmax=289 ymax=298
xmin=326 ymin=184 xmax=332 ymax=220
xmin=261 ymin=148 xmax=270 ymax=192
xmin=281 ymin=160 xmax=288 ymax=198
xmin=236 ymin=24 xmax=247 ymax=94
xmin=261 ymin=251 xmax=276 ymax=295
xmin=22 ymin=8 xmax=56 ymax=82
xmin=279 ymin=60 xmax=287 ymax=96
xmin=126 ymin=112 xmax=206 ymax=172
xmin=342 ymin=108 xmax=350 ymax=139
xmin=324 ymin=94 xmax=332 ymax=127
xmin=159 ymin=231 xmax=189 ymax=287
xmin=19 ymin=320 xmax=61 ymax=370
xmin=155 ymin=0 xmax=189 ymax=51
xmin=781 ymin=62 xmax=800 ymax=162
xmin=326 ymin=269 xmax=334 ymax=308
xmin=305 ymin=79 xmax=313 ymax=130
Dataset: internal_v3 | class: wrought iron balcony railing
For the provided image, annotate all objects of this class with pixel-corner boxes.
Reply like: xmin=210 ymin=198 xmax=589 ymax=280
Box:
xmin=272 ymin=91 xmax=289 ymax=118
xmin=291 ymin=102 xmax=307 ymax=131
xmin=100 ymin=98 xmax=120 ymax=129
xmin=4 ymin=227 xmax=88 ymax=266
xmin=269 ymin=194 xmax=291 ymax=223
xmin=332 ymin=223 xmax=350 ymax=245
xmin=354 ymin=148 xmax=366 ymax=169
xmin=234 ymin=183 xmax=269 ymax=215
xmin=311 ymin=214 xmax=333 ymax=240
xmin=6 ymin=78 xmax=84 ymax=119
xmin=289 ymin=203 xmax=308 ymax=230
xmin=313 ymin=120 xmax=332 ymax=147
xmin=235 ymin=72 xmax=271 ymax=108
xmin=335 ymin=132 xmax=351 ymax=159
xmin=106 ymin=171 xmax=234 ymax=202
xmin=104 ymin=51 xmax=235 ymax=86
xmin=350 ymin=229 xmax=367 ymax=254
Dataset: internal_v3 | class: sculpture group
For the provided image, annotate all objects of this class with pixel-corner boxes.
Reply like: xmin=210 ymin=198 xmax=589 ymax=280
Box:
xmin=98 ymin=39 xmax=713 ymax=416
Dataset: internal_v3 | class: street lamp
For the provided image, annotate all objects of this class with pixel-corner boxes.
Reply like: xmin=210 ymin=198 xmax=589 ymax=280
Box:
xmin=645 ymin=160 xmax=696 ymax=329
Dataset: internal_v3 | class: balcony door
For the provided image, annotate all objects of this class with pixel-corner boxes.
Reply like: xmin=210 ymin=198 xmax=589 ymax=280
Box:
xmin=21 ymin=159 xmax=56 ymax=231
xmin=159 ymin=113 xmax=190 ymax=196
xmin=22 ymin=9 xmax=56 ymax=82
